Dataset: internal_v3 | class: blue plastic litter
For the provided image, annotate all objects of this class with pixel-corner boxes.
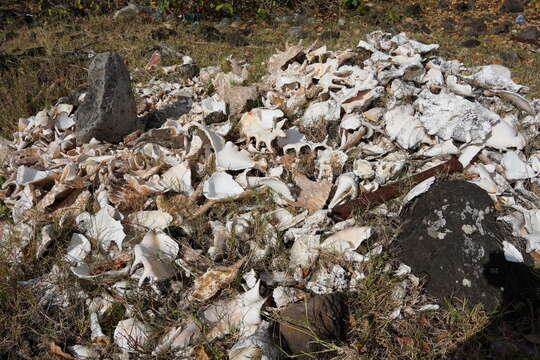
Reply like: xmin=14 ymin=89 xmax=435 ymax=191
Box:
xmin=516 ymin=15 xmax=525 ymax=24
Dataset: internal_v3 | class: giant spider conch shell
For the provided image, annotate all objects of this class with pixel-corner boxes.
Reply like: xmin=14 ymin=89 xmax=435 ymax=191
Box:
xmin=320 ymin=226 xmax=373 ymax=262
xmin=446 ymin=75 xmax=473 ymax=97
xmin=374 ymin=153 xmax=407 ymax=184
xmin=239 ymin=108 xmax=286 ymax=152
xmin=316 ymin=149 xmax=348 ymax=181
xmin=414 ymin=89 xmax=500 ymax=143
xmin=383 ymin=104 xmax=427 ymax=149
xmin=76 ymin=207 xmax=126 ymax=251
xmin=161 ymin=162 xmax=194 ymax=194
xmin=114 ymin=318 xmax=152 ymax=353
xmin=301 ymin=100 xmax=341 ymax=127
xmin=203 ymin=172 xmax=245 ymax=200
xmin=88 ymin=296 xmax=112 ymax=344
xmin=131 ymin=230 xmax=179 ymax=286
xmin=463 ymin=64 xmax=527 ymax=93
xmin=190 ymin=259 xmax=244 ymax=302
xmin=204 ymin=279 xmax=266 ymax=339
xmin=279 ymin=127 xmax=330 ymax=155
xmin=492 ymin=90 xmax=536 ymax=115
xmin=501 ymin=151 xmax=536 ymax=180
xmin=328 ymin=172 xmax=358 ymax=209
xmin=127 ymin=210 xmax=174 ymax=230
xmin=485 ymin=116 xmax=526 ymax=150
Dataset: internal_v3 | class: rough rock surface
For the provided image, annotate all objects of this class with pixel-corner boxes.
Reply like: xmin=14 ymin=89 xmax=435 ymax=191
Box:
xmin=398 ymin=180 xmax=508 ymax=312
xmin=501 ymin=0 xmax=524 ymax=13
xmin=279 ymin=294 xmax=346 ymax=359
xmin=75 ymin=52 xmax=142 ymax=145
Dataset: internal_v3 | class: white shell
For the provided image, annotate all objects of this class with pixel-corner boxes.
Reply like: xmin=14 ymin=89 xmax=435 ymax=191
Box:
xmin=131 ymin=230 xmax=179 ymax=285
xmin=320 ymin=226 xmax=373 ymax=262
xmin=77 ymin=207 xmax=126 ymax=251
xmin=289 ymin=234 xmax=320 ymax=269
xmin=114 ymin=318 xmax=152 ymax=352
xmin=446 ymin=75 xmax=473 ymax=97
xmin=161 ymin=163 xmax=194 ymax=194
xmin=501 ymin=151 xmax=536 ymax=180
xmin=502 ymin=241 xmax=523 ymax=263
xmin=328 ymin=173 xmax=358 ymax=209
xmin=401 ymin=176 xmax=435 ymax=208
xmin=127 ymin=210 xmax=174 ymax=230
xmin=203 ymin=172 xmax=245 ymax=200
xmin=216 ymin=142 xmax=256 ymax=171
xmin=383 ymin=104 xmax=427 ymax=149
xmin=485 ymin=116 xmax=526 ymax=150
xmin=464 ymin=64 xmax=527 ymax=93
xmin=239 ymin=108 xmax=286 ymax=151
xmin=65 ymin=233 xmax=91 ymax=264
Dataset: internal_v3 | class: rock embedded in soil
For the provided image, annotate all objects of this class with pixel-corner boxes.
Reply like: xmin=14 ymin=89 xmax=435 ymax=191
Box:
xmin=461 ymin=38 xmax=481 ymax=48
xmin=501 ymin=0 xmax=524 ymax=13
xmin=75 ymin=52 xmax=142 ymax=145
xmin=514 ymin=26 xmax=540 ymax=42
xmin=279 ymin=294 xmax=346 ymax=359
xmin=397 ymin=180 xmax=508 ymax=312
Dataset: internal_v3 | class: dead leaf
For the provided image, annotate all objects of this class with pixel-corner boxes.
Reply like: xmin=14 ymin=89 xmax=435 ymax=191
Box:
xmin=292 ymin=172 xmax=332 ymax=213
xmin=189 ymin=258 xmax=245 ymax=302
xmin=48 ymin=341 xmax=75 ymax=360
xmin=92 ymin=253 xmax=131 ymax=275
xmin=194 ymin=345 xmax=211 ymax=360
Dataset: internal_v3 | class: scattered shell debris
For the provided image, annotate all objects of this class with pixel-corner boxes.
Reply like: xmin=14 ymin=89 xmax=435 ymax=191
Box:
xmin=1 ymin=30 xmax=540 ymax=358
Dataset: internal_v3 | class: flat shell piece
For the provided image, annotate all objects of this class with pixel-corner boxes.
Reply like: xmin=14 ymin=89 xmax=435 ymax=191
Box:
xmin=464 ymin=64 xmax=527 ymax=93
xmin=114 ymin=318 xmax=152 ymax=353
xmin=127 ymin=210 xmax=174 ymax=230
xmin=293 ymin=173 xmax=332 ymax=213
xmin=502 ymin=151 xmax=536 ymax=180
xmin=161 ymin=163 xmax=193 ymax=194
xmin=402 ymin=176 xmax=436 ymax=207
xmin=485 ymin=117 xmax=526 ymax=150
xmin=203 ymin=172 xmax=245 ymax=200
xmin=216 ymin=142 xmax=255 ymax=171
xmin=16 ymin=166 xmax=52 ymax=186
xmin=289 ymin=234 xmax=320 ymax=269
xmin=320 ymin=226 xmax=373 ymax=262
xmin=190 ymin=259 xmax=244 ymax=302
xmin=65 ymin=233 xmax=92 ymax=264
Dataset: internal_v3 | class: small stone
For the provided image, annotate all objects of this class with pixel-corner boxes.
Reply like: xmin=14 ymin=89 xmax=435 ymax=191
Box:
xmin=461 ymin=38 xmax=481 ymax=47
xmin=279 ymin=294 xmax=346 ymax=359
xmin=113 ymin=4 xmax=139 ymax=20
xmin=462 ymin=17 xmax=487 ymax=37
xmin=492 ymin=20 xmax=512 ymax=34
xmin=514 ymin=26 xmax=540 ymax=42
xmin=499 ymin=50 xmax=519 ymax=66
xmin=224 ymin=32 xmax=248 ymax=46
xmin=150 ymin=27 xmax=177 ymax=41
xmin=501 ymin=0 xmax=524 ymax=13
xmin=75 ymin=52 xmax=142 ymax=145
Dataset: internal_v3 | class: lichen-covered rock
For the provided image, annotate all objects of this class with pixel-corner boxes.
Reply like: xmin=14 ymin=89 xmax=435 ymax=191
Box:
xmin=279 ymin=294 xmax=346 ymax=359
xmin=398 ymin=180 xmax=507 ymax=312
xmin=75 ymin=52 xmax=142 ymax=145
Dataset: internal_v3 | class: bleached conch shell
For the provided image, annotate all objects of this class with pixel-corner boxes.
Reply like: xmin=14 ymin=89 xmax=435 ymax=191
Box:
xmin=485 ymin=116 xmax=526 ymax=150
xmin=272 ymin=286 xmax=304 ymax=309
xmin=114 ymin=318 xmax=152 ymax=353
xmin=492 ymin=90 xmax=536 ymax=115
xmin=416 ymin=140 xmax=459 ymax=157
xmin=239 ymin=108 xmax=286 ymax=152
xmin=65 ymin=233 xmax=92 ymax=264
xmin=131 ymin=230 xmax=179 ymax=286
xmin=68 ymin=345 xmax=100 ymax=359
xmin=36 ymin=225 xmax=54 ymax=259
xmin=189 ymin=259 xmax=244 ymax=302
xmin=88 ymin=297 xmax=112 ymax=344
xmin=127 ymin=210 xmax=174 ymax=230
xmin=503 ymin=241 xmax=523 ymax=263
xmin=463 ymin=64 xmax=528 ymax=93
xmin=374 ymin=153 xmax=406 ymax=184
xmin=301 ymin=100 xmax=341 ymax=127
xmin=320 ymin=226 xmax=373 ymax=262
xmin=458 ymin=144 xmax=483 ymax=168
xmin=328 ymin=173 xmax=358 ymax=209
xmin=208 ymin=220 xmax=228 ymax=260
xmin=414 ymin=89 xmax=500 ymax=143
xmin=216 ymin=142 xmax=259 ymax=171
xmin=77 ymin=207 xmax=126 ymax=251
xmin=340 ymin=87 xmax=385 ymax=114
xmin=401 ymin=176 xmax=436 ymax=208
xmin=16 ymin=166 xmax=54 ymax=186
xmin=289 ymin=234 xmax=320 ymax=269
xmin=203 ymin=172 xmax=245 ymax=200
xmin=316 ymin=149 xmax=348 ymax=181
xmin=161 ymin=162 xmax=194 ymax=194
xmin=152 ymin=319 xmax=201 ymax=355
xmin=201 ymin=95 xmax=227 ymax=116
xmin=280 ymin=127 xmax=331 ymax=155
xmin=353 ymin=159 xmax=374 ymax=180
xmin=228 ymin=321 xmax=281 ymax=360
xmin=267 ymin=40 xmax=304 ymax=74
xmin=383 ymin=104 xmax=427 ymax=149
xmin=446 ymin=75 xmax=473 ymax=97
xmin=501 ymin=151 xmax=536 ymax=180
xmin=204 ymin=279 xmax=266 ymax=339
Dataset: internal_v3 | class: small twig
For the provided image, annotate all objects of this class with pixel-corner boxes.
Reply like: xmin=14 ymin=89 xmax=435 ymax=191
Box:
xmin=187 ymin=190 xmax=260 ymax=219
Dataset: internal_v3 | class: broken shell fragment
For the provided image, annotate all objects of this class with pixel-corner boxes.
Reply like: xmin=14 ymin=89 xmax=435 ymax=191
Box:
xmin=320 ymin=226 xmax=373 ymax=262
xmin=114 ymin=318 xmax=152 ymax=353
xmin=190 ymin=259 xmax=244 ymax=302
xmin=328 ymin=173 xmax=358 ymax=209
xmin=203 ymin=172 xmax=245 ymax=200
xmin=127 ymin=210 xmax=174 ymax=230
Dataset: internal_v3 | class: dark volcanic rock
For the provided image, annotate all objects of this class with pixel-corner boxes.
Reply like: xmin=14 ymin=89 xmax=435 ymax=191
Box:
xmin=320 ymin=30 xmax=340 ymax=40
xmin=462 ymin=17 xmax=487 ymax=36
xmin=501 ymin=0 xmax=524 ymax=13
xmin=398 ymin=180 xmax=507 ymax=312
xmin=279 ymin=294 xmax=346 ymax=359
xmin=75 ymin=52 xmax=142 ymax=144
xmin=492 ymin=20 xmax=512 ymax=34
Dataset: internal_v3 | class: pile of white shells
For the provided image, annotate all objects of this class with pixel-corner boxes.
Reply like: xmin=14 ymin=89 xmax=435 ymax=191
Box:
xmin=1 ymin=30 xmax=540 ymax=358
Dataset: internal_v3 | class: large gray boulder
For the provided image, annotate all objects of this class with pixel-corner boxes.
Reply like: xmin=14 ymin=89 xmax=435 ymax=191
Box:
xmin=75 ymin=52 xmax=141 ymax=145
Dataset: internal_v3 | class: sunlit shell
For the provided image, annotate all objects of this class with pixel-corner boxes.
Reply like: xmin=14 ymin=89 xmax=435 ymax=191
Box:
xmin=131 ymin=230 xmax=179 ymax=285
xmin=76 ymin=207 xmax=126 ymax=251
xmin=114 ymin=318 xmax=152 ymax=353
xmin=328 ymin=173 xmax=358 ymax=209
xmin=203 ymin=172 xmax=245 ymax=200
xmin=239 ymin=108 xmax=286 ymax=152
xmin=463 ymin=64 xmax=527 ymax=93
xmin=190 ymin=259 xmax=244 ymax=302
xmin=383 ymin=105 xmax=427 ymax=149
xmin=320 ymin=226 xmax=373 ymax=262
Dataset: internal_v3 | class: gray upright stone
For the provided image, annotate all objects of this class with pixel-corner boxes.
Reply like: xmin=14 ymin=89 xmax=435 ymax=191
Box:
xmin=75 ymin=52 xmax=141 ymax=145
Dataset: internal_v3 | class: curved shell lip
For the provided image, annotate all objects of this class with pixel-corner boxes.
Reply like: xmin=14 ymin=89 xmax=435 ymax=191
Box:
xmin=203 ymin=172 xmax=245 ymax=200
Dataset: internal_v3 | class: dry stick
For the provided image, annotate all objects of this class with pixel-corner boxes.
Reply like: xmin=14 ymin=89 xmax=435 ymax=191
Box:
xmin=187 ymin=190 xmax=260 ymax=219
xmin=331 ymin=157 xmax=464 ymax=220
